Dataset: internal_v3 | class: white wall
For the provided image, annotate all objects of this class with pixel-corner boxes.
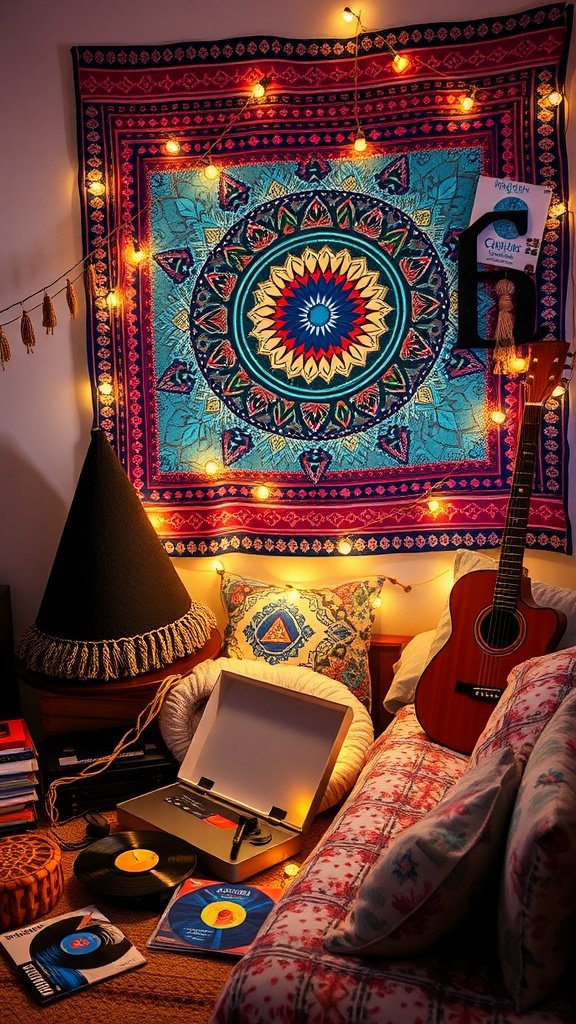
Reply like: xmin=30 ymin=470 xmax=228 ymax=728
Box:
xmin=1 ymin=0 xmax=574 ymax=646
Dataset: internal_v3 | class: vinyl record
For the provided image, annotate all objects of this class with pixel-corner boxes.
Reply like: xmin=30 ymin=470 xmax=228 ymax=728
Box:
xmin=29 ymin=912 xmax=131 ymax=970
xmin=74 ymin=830 xmax=197 ymax=902
xmin=168 ymin=883 xmax=275 ymax=951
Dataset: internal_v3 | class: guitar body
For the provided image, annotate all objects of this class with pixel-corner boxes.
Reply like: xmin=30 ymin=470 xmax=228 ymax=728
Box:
xmin=414 ymin=569 xmax=566 ymax=755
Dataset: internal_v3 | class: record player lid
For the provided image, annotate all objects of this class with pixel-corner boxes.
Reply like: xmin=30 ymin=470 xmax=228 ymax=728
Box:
xmin=177 ymin=669 xmax=352 ymax=832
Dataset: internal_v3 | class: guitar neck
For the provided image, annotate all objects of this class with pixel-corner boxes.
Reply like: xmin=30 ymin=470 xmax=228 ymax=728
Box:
xmin=493 ymin=402 xmax=543 ymax=611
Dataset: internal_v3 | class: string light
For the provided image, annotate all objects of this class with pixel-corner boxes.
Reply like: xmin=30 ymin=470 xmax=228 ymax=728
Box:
xmin=342 ymin=6 xmax=356 ymax=23
xmin=251 ymin=77 xmax=269 ymax=99
xmin=87 ymin=179 xmax=106 ymax=196
xmin=427 ymin=497 xmax=441 ymax=514
xmin=491 ymin=408 xmax=507 ymax=424
xmin=372 ymin=595 xmax=382 ymax=609
xmin=106 ymin=288 xmax=120 ymax=310
xmin=203 ymin=160 xmax=220 ymax=181
xmin=549 ymin=199 xmax=567 ymax=218
xmin=353 ymin=127 xmax=367 ymax=152
xmin=204 ymin=459 xmax=220 ymax=476
xmin=392 ymin=52 xmax=410 ymax=74
xmin=459 ymin=85 xmax=477 ymax=113
xmin=546 ymin=89 xmax=563 ymax=107
xmin=253 ymin=484 xmax=271 ymax=501
xmin=337 ymin=537 xmax=353 ymax=555
xmin=126 ymin=239 xmax=146 ymax=266
xmin=165 ymin=137 xmax=181 ymax=155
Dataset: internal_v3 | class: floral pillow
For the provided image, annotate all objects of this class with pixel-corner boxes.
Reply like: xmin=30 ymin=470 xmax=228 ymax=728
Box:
xmin=470 ymin=647 xmax=576 ymax=768
xmin=499 ymin=689 xmax=576 ymax=1011
xmin=219 ymin=573 xmax=384 ymax=709
xmin=323 ymin=745 xmax=523 ymax=957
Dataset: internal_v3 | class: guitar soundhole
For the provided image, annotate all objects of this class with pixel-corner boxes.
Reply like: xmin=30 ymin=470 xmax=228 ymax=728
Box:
xmin=476 ymin=608 xmax=525 ymax=654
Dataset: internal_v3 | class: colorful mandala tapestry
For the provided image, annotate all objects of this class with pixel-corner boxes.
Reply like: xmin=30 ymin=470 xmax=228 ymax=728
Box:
xmin=72 ymin=4 xmax=572 ymax=558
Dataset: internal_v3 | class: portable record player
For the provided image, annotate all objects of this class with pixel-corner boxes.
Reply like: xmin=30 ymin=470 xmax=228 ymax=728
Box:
xmin=117 ymin=668 xmax=353 ymax=881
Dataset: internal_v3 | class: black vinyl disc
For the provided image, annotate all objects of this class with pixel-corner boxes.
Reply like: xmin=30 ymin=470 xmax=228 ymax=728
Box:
xmin=74 ymin=830 xmax=197 ymax=902
xmin=29 ymin=913 xmax=131 ymax=970
xmin=168 ymin=883 xmax=275 ymax=951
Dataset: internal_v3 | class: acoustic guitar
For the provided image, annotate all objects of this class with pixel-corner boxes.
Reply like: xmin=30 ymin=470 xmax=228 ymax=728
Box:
xmin=414 ymin=340 xmax=569 ymax=755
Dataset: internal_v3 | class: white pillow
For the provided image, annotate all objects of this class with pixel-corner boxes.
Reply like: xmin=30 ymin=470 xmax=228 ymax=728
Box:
xmin=383 ymin=631 xmax=436 ymax=713
xmin=383 ymin=550 xmax=576 ymax=713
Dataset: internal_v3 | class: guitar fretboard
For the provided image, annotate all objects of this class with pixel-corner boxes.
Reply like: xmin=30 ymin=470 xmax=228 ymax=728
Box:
xmin=493 ymin=402 xmax=543 ymax=612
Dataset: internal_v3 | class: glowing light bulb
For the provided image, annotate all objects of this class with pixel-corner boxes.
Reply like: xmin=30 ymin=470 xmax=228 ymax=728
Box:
xmin=204 ymin=459 xmax=219 ymax=476
xmin=284 ymin=863 xmax=300 ymax=878
xmin=353 ymin=128 xmax=367 ymax=153
xmin=427 ymin=498 xmax=441 ymax=514
xmin=372 ymin=595 xmax=382 ymax=609
xmin=204 ymin=161 xmax=219 ymax=181
xmin=88 ymin=179 xmax=106 ymax=196
xmin=214 ymin=559 xmax=225 ymax=574
xmin=127 ymin=242 xmax=146 ymax=266
xmin=165 ymin=137 xmax=181 ymax=155
xmin=252 ymin=78 xmax=267 ymax=99
xmin=342 ymin=6 xmax=356 ymax=23
xmin=547 ymin=89 xmax=563 ymax=107
xmin=106 ymin=288 xmax=120 ymax=309
xmin=549 ymin=201 xmax=567 ymax=218
xmin=491 ymin=409 xmax=507 ymax=425
xmin=392 ymin=53 xmax=410 ymax=74
xmin=511 ymin=356 xmax=528 ymax=373
xmin=337 ymin=537 xmax=353 ymax=555
xmin=254 ymin=484 xmax=270 ymax=501
xmin=98 ymin=381 xmax=114 ymax=398
xmin=459 ymin=86 xmax=477 ymax=113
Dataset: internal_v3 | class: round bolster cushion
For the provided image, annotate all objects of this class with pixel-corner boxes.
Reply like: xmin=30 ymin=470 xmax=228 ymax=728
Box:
xmin=159 ymin=657 xmax=374 ymax=812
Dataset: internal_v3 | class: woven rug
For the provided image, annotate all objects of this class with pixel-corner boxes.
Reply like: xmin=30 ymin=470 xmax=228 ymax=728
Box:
xmin=72 ymin=4 xmax=572 ymax=558
xmin=1 ymin=811 xmax=335 ymax=1024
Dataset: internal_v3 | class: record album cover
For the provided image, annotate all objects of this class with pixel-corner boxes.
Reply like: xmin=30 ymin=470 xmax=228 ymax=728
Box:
xmin=0 ymin=905 xmax=146 ymax=1003
xmin=147 ymin=878 xmax=283 ymax=956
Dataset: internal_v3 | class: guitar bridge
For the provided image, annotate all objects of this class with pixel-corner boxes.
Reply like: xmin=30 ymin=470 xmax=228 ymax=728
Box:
xmin=455 ymin=682 xmax=501 ymax=704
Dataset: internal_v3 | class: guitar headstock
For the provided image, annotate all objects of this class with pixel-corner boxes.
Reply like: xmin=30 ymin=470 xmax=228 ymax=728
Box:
xmin=523 ymin=340 xmax=569 ymax=403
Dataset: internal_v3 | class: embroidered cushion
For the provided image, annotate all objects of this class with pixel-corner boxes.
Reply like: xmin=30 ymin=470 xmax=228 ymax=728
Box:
xmin=499 ymin=690 xmax=576 ymax=1010
xmin=219 ymin=573 xmax=384 ymax=709
xmin=323 ymin=745 xmax=523 ymax=957
xmin=470 ymin=647 xmax=576 ymax=768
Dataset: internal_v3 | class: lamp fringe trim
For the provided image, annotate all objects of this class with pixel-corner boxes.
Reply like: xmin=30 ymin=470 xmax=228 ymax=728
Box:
xmin=16 ymin=602 xmax=217 ymax=681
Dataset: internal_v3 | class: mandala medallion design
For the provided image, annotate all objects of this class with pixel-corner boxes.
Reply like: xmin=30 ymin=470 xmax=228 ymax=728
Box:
xmin=248 ymin=246 xmax=392 ymax=385
xmin=190 ymin=189 xmax=450 ymax=439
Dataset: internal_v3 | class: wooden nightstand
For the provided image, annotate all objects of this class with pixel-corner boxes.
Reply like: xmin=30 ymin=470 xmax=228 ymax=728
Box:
xmin=368 ymin=633 xmax=413 ymax=735
xmin=16 ymin=627 xmax=221 ymax=741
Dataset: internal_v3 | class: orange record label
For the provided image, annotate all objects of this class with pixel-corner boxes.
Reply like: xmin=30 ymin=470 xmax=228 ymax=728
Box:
xmin=114 ymin=848 xmax=160 ymax=873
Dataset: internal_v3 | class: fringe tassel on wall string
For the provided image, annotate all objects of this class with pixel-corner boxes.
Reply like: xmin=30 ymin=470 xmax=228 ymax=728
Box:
xmin=0 ymin=327 xmax=11 ymax=370
xmin=492 ymin=277 xmax=523 ymax=375
xmin=66 ymin=278 xmax=79 ymax=319
xmin=20 ymin=310 xmax=36 ymax=353
xmin=42 ymin=292 xmax=57 ymax=334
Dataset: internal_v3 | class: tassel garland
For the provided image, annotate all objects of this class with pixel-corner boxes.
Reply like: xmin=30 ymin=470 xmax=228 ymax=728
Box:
xmin=42 ymin=293 xmax=58 ymax=334
xmin=66 ymin=278 xmax=79 ymax=319
xmin=0 ymin=327 xmax=11 ymax=370
xmin=20 ymin=310 xmax=36 ymax=353
xmin=84 ymin=262 xmax=99 ymax=299
xmin=492 ymin=278 xmax=521 ymax=375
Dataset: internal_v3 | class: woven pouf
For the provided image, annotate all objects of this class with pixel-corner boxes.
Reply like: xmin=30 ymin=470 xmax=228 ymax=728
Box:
xmin=0 ymin=834 xmax=64 ymax=929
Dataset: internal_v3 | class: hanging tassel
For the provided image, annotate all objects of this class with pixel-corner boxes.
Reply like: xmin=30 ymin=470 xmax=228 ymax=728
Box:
xmin=20 ymin=310 xmax=36 ymax=353
xmin=66 ymin=278 xmax=79 ymax=319
xmin=84 ymin=262 xmax=98 ymax=300
xmin=0 ymin=326 xmax=11 ymax=370
xmin=42 ymin=293 xmax=58 ymax=335
xmin=492 ymin=278 xmax=521 ymax=375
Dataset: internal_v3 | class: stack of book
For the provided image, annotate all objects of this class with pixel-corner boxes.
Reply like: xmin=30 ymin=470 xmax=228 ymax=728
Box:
xmin=0 ymin=719 xmax=39 ymax=834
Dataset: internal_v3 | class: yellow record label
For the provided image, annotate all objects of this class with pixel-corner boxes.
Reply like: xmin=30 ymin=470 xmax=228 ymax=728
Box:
xmin=200 ymin=900 xmax=247 ymax=929
xmin=114 ymin=848 xmax=160 ymax=873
